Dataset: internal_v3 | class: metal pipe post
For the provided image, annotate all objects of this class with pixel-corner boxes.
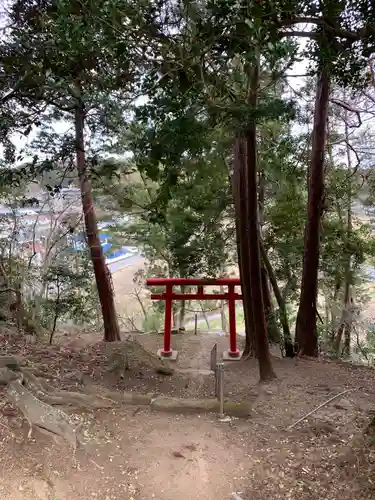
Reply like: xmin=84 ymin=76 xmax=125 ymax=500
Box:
xmin=217 ymin=362 xmax=224 ymax=417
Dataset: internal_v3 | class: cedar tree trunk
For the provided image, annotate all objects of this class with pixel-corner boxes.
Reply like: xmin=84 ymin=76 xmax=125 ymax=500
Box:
xmin=245 ymin=59 xmax=276 ymax=380
xmin=232 ymin=139 xmax=255 ymax=356
xmin=295 ymin=70 xmax=330 ymax=356
xmin=245 ymin=126 xmax=276 ymax=380
xmin=75 ymin=103 xmax=120 ymax=342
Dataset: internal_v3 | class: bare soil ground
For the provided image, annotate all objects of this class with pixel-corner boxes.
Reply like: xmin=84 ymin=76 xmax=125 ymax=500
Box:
xmin=0 ymin=328 xmax=374 ymax=500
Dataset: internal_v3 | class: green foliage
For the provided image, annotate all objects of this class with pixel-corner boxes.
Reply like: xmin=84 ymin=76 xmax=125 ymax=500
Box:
xmin=366 ymin=325 xmax=375 ymax=353
xmin=142 ymin=310 xmax=162 ymax=333
xmin=40 ymin=250 xmax=100 ymax=335
xmin=0 ymin=0 xmax=162 ymax=189
xmin=111 ymin=156 xmax=231 ymax=278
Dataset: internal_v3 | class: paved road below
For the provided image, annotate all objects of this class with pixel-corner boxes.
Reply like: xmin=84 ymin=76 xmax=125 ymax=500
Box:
xmin=107 ymin=253 xmax=142 ymax=272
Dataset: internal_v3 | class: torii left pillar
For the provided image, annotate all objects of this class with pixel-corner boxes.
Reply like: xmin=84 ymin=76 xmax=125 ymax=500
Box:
xmin=157 ymin=283 xmax=179 ymax=360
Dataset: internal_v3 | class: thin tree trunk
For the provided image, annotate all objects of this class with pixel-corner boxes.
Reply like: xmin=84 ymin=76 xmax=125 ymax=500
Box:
xmin=259 ymin=240 xmax=294 ymax=357
xmin=336 ymin=112 xmax=354 ymax=357
xmin=244 ymin=59 xmax=276 ymax=381
xmin=327 ymin=119 xmax=341 ymax=345
xmin=343 ymin=322 xmax=352 ymax=357
xmin=295 ymin=69 xmax=330 ymax=356
xmin=258 ymin=169 xmax=265 ymax=227
xmin=330 ymin=277 xmax=342 ymax=342
xmin=334 ymin=280 xmax=350 ymax=355
xmin=74 ymin=103 xmax=120 ymax=342
xmin=341 ymin=283 xmax=352 ymax=359
xmin=324 ymin=297 xmax=329 ymax=338
xmin=49 ymin=281 xmax=60 ymax=344
xmin=179 ymin=285 xmax=186 ymax=329
xmin=258 ymin=171 xmax=280 ymax=343
xmin=343 ymin=114 xmax=353 ymax=357
xmin=281 ymin=264 xmax=294 ymax=301
xmin=219 ymin=285 xmax=227 ymax=333
xmin=133 ymin=287 xmax=148 ymax=320
xmin=199 ymin=301 xmax=210 ymax=329
xmin=261 ymin=265 xmax=280 ymax=343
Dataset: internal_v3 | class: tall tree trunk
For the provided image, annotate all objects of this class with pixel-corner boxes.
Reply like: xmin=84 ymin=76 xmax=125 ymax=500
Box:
xmin=261 ymin=265 xmax=280 ymax=343
xmin=259 ymin=240 xmax=294 ymax=357
xmin=245 ymin=59 xmax=276 ymax=381
xmin=245 ymin=131 xmax=275 ymax=380
xmin=295 ymin=70 xmax=330 ymax=356
xmin=232 ymin=141 xmax=255 ymax=356
xmin=74 ymin=103 xmax=120 ymax=342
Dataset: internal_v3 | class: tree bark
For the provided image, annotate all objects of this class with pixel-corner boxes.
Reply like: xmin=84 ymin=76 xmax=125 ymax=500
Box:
xmin=259 ymin=240 xmax=294 ymax=356
xmin=295 ymin=70 xmax=330 ymax=356
xmin=261 ymin=265 xmax=280 ymax=343
xmin=74 ymin=103 xmax=120 ymax=342
xmin=245 ymin=60 xmax=276 ymax=380
xmin=232 ymin=141 xmax=255 ymax=356
xmin=245 ymin=128 xmax=275 ymax=380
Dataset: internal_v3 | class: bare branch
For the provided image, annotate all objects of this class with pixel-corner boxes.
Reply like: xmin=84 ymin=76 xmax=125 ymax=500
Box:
xmin=333 ymin=138 xmax=362 ymax=179
xmin=281 ymin=31 xmax=317 ymax=39
xmin=287 ymin=388 xmax=355 ymax=430
xmin=285 ymin=73 xmax=313 ymax=78
xmin=330 ymin=99 xmax=362 ymax=128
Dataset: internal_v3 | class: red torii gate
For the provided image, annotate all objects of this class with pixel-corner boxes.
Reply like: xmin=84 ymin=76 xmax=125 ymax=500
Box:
xmin=146 ymin=278 xmax=243 ymax=360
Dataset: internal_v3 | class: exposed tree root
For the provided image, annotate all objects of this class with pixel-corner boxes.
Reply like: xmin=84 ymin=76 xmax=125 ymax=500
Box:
xmin=0 ymin=356 xmax=114 ymax=449
xmin=0 ymin=342 xmax=173 ymax=449
xmin=0 ymin=367 xmax=21 ymax=385
xmin=6 ymin=376 xmax=79 ymax=449
xmin=21 ymin=369 xmax=113 ymax=409
xmin=150 ymin=396 xmax=251 ymax=417
xmin=80 ymin=374 xmax=251 ymax=417
xmin=0 ymin=355 xmax=23 ymax=370
xmin=80 ymin=374 xmax=153 ymax=405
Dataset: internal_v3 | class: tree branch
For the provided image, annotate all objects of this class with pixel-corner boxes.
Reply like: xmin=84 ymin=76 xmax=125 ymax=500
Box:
xmin=281 ymin=31 xmax=317 ymax=39
xmin=278 ymin=17 xmax=374 ymax=41
xmin=330 ymin=99 xmax=362 ymax=128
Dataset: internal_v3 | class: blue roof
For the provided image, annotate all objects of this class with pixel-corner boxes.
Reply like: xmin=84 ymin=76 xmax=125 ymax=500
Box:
xmin=71 ymin=231 xmax=130 ymax=260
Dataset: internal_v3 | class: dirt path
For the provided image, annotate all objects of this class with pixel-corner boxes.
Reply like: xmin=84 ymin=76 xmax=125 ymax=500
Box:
xmin=1 ymin=408 xmax=245 ymax=500
xmin=0 ymin=329 xmax=374 ymax=500
xmin=0 ymin=330 xmax=249 ymax=500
